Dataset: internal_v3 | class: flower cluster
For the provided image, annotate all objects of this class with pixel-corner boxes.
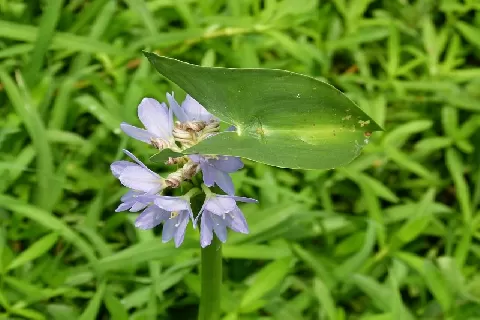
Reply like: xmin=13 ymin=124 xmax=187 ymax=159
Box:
xmin=111 ymin=94 xmax=257 ymax=247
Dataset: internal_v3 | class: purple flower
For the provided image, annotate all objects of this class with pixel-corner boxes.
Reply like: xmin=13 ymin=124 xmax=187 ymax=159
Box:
xmin=133 ymin=205 xmax=169 ymax=230
xmin=189 ymin=155 xmax=243 ymax=195
xmin=197 ymin=194 xmax=258 ymax=247
xmin=120 ymin=97 xmax=175 ymax=149
xmin=189 ymin=155 xmax=244 ymax=194
xmin=115 ymin=190 xmax=149 ymax=212
xmin=134 ymin=196 xmax=194 ymax=247
xmin=167 ymin=93 xmax=217 ymax=123
xmin=110 ymin=149 xmax=166 ymax=194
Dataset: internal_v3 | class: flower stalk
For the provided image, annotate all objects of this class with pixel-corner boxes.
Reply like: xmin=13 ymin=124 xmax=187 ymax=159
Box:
xmin=198 ymin=235 xmax=222 ymax=320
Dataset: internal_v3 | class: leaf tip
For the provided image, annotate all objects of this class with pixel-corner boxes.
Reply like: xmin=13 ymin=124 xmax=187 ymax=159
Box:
xmin=142 ymin=50 xmax=156 ymax=60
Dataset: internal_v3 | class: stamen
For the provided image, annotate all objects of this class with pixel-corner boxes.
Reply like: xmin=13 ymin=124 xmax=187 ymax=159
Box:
xmin=150 ymin=138 xmax=169 ymax=150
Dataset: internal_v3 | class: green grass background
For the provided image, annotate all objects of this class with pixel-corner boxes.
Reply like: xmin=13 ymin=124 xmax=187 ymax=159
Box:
xmin=2 ymin=0 xmax=480 ymax=319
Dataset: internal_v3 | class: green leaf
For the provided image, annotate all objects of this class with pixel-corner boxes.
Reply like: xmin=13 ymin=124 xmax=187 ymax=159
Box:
xmin=313 ymin=277 xmax=337 ymax=320
xmin=0 ymin=20 xmax=121 ymax=54
xmin=240 ymin=258 xmax=293 ymax=312
xmin=0 ymin=227 xmax=6 ymax=273
xmin=79 ymin=281 xmax=107 ymax=320
xmin=75 ymin=95 xmax=122 ymax=133
xmin=335 ymin=221 xmax=376 ymax=279
xmin=22 ymin=0 xmax=64 ymax=86
xmin=7 ymin=233 xmax=59 ymax=270
xmin=222 ymin=244 xmax=291 ymax=260
xmin=382 ymin=120 xmax=432 ymax=149
xmin=423 ymin=260 xmax=452 ymax=312
xmin=47 ymin=304 xmax=80 ymax=320
xmin=104 ymin=290 xmax=129 ymax=320
xmin=351 ymin=274 xmax=390 ymax=311
xmin=387 ymin=261 xmax=415 ymax=320
xmin=144 ymin=53 xmax=382 ymax=169
xmin=0 ymin=69 xmax=54 ymax=210
xmin=0 ymin=195 xmax=97 ymax=264
xmin=446 ymin=148 xmax=472 ymax=224
xmin=437 ymin=257 xmax=465 ymax=294
xmin=0 ymin=289 xmax=9 ymax=309
xmin=10 ymin=307 xmax=46 ymax=320
xmin=456 ymin=21 xmax=480 ymax=50
xmin=96 ymin=239 xmax=193 ymax=272
xmin=391 ymin=188 xmax=436 ymax=248
xmin=291 ymin=244 xmax=337 ymax=289
xmin=149 ymin=149 xmax=184 ymax=163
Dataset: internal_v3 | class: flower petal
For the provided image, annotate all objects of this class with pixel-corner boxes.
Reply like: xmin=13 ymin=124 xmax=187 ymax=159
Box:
xmin=115 ymin=201 xmax=133 ymax=212
xmin=135 ymin=206 xmax=169 ymax=230
xmin=167 ymin=92 xmax=188 ymax=122
xmin=130 ymin=202 xmax=148 ymax=212
xmin=182 ymin=95 xmax=215 ymax=122
xmin=120 ymin=123 xmax=153 ymax=144
xmin=116 ymin=192 xmax=151 ymax=212
xmin=173 ymin=211 xmax=190 ymax=247
xmin=200 ymin=162 xmax=216 ymax=187
xmin=154 ymin=196 xmax=189 ymax=211
xmin=122 ymin=150 xmax=162 ymax=182
xmin=119 ymin=166 xmax=163 ymax=193
xmin=168 ymin=100 xmax=174 ymax=134
xmin=210 ymin=213 xmax=228 ymax=243
xmin=162 ymin=211 xmax=189 ymax=247
xmin=217 ymin=195 xmax=259 ymax=204
xmin=188 ymin=154 xmax=205 ymax=163
xmin=200 ymin=211 xmax=214 ymax=247
xmin=111 ymin=160 xmax=135 ymax=178
xmin=214 ymin=171 xmax=235 ymax=196
xmin=138 ymin=98 xmax=172 ymax=139
xmin=226 ymin=208 xmax=249 ymax=234
xmin=209 ymin=156 xmax=244 ymax=173
xmin=120 ymin=190 xmax=137 ymax=201
xmin=121 ymin=190 xmax=151 ymax=202
xmin=162 ymin=217 xmax=177 ymax=243
xmin=134 ymin=194 xmax=159 ymax=203
xmin=204 ymin=196 xmax=237 ymax=215
xmin=122 ymin=149 xmax=150 ymax=170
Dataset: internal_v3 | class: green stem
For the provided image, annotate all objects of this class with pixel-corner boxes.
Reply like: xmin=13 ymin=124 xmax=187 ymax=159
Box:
xmin=201 ymin=183 xmax=213 ymax=197
xmin=183 ymin=187 xmax=201 ymax=199
xmin=198 ymin=236 xmax=222 ymax=320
